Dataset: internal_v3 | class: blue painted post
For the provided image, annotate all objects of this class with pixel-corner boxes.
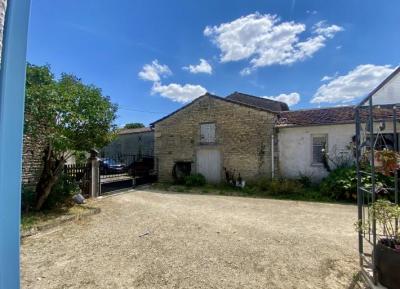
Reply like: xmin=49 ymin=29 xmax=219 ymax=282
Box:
xmin=0 ymin=0 xmax=31 ymax=289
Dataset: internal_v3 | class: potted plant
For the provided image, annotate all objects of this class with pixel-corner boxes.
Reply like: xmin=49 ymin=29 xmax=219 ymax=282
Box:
xmin=374 ymin=149 xmax=400 ymax=176
xmin=367 ymin=200 xmax=400 ymax=289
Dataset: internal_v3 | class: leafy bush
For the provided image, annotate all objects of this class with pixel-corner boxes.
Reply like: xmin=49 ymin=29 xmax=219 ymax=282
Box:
xmin=298 ymin=174 xmax=312 ymax=187
xmin=21 ymin=185 xmax=36 ymax=213
xmin=249 ymin=177 xmax=304 ymax=196
xmin=183 ymin=173 xmax=206 ymax=187
xmin=319 ymin=166 xmax=394 ymax=201
xmin=319 ymin=166 xmax=357 ymax=201
xmin=22 ymin=174 xmax=79 ymax=212
xmin=41 ymin=174 xmax=79 ymax=210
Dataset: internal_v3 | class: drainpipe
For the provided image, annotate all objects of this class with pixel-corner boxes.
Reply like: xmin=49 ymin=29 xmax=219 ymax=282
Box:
xmin=271 ymin=133 xmax=275 ymax=178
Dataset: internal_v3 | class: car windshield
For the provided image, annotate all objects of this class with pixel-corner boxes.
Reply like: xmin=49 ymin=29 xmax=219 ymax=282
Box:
xmin=103 ymin=159 xmax=120 ymax=166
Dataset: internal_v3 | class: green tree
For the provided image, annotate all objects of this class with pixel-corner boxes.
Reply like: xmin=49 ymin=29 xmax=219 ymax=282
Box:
xmin=124 ymin=122 xmax=145 ymax=129
xmin=25 ymin=64 xmax=117 ymax=210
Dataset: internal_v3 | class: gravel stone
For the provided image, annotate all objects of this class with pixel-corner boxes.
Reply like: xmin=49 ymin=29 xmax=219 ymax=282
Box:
xmin=21 ymin=190 xmax=364 ymax=289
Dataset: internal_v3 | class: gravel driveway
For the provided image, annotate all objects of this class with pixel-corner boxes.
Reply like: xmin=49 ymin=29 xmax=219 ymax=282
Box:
xmin=21 ymin=189 xmax=363 ymax=289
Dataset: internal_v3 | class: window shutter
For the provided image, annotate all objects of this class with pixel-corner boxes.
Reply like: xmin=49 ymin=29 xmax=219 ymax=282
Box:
xmin=200 ymin=123 xmax=215 ymax=143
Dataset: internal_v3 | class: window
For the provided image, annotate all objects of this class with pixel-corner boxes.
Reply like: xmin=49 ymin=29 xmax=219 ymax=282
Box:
xmin=312 ymin=134 xmax=327 ymax=165
xmin=200 ymin=123 xmax=216 ymax=144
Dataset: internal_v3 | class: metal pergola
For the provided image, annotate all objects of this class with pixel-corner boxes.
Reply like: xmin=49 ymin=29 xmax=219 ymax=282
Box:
xmin=355 ymin=68 xmax=400 ymax=288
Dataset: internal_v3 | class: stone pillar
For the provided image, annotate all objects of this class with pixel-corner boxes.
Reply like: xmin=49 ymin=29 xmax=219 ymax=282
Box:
xmin=88 ymin=149 xmax=100 ymax=198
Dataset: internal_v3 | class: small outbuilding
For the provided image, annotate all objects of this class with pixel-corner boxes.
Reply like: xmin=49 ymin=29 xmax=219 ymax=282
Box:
xmin=101 ymin=127 xmax=154 ymax=157
xmin=151 ymin=92 xmax=288 ymax=183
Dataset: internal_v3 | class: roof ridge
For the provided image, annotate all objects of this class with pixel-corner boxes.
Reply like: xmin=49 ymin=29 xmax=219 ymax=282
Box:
xmin=280 ymin=106 xmax=354 ymax=113
xmin=150 ymin=92 xmax=278 ymax=126
xmin=227 ymin=91 xmax=287 ymax=105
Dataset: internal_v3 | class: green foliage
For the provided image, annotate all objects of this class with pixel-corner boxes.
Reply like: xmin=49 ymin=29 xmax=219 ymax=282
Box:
xmin=21 ymin=186 xmax=36 ymax=213
xmin=25 ymin=63 xmax=118 ymax=210
xmin=21 ymin=174 xmax=79 ymax=211
xmin=153 ymin=177 xmax=332 ymax=202
xmin=25 ymin=63 xmax=118 ymax=154
xmin=183 ymin=173 xmax=206 ymax=187
xmin=356 ymin=200 xmax=400 ymax=246
xmin=319 ymin=166 xmax=394 ymax=201
xmin=41 ymin=175 xmax=79 ymax=210
xmin=249 ymin=177 xmax=304 ymax=196
xmin=371 ymin=200 xmax=400 ymax=243
xmin=319 ymin=166 xmax=357 ymax=201
xmin=73 ymin=151 xmax=88 ymax=165
xmin=298 ymin=174 xmax=312 ymax=188
xmin=124 ymin=123 xmax=145 ymax=129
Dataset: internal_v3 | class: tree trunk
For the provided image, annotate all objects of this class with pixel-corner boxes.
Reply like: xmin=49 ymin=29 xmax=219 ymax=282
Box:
xmin=35 ymin=146 xmax=65 ymax=210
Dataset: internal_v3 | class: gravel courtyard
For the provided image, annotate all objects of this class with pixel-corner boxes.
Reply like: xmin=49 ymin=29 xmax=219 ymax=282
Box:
xmin=21 ymin=189 xmax=363 ymax=289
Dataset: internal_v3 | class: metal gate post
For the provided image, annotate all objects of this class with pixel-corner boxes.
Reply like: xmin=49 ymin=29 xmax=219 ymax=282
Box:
xmin=355 ymin=108 xmax=363 ymax=267
xmin=0 ymin=1 xmax=31 ymax=288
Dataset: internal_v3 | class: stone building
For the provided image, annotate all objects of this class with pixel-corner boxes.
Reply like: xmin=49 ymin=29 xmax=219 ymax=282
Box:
xmin=100 ymin=127 xmax=154 ymax=157
xmin=151 ymin=92 xmax=288 ymax=183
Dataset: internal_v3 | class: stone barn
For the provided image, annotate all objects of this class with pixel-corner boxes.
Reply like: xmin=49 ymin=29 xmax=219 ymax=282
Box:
xmin=151 ymin=92 xmax=288 ymax=183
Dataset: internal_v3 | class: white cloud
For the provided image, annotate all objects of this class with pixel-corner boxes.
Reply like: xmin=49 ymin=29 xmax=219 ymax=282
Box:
xmin=311 ymin=64 xmax=394 ymax=104
xmin=321 ymin=72 xmax=338 ymax=82
xmin=263 ymin=92 xmax=300 ymax=106
xmin=306 ymin=10 xmax=318 ymax=15
xmin=183 ymin=59 xmax=212 ymax=74
xmin=204 ymin=13 xmax=343 ymax=73
xmin=312 ymin=21 xmax=344 ymax=38
xmin=138 ymin=60 xmax=172 ymax=82
xmin=151 ymin=82 xmax=207 ymax=103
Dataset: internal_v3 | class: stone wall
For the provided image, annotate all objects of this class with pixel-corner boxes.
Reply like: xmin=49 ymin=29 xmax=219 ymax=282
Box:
xmin=154 ymin=94 xmax=277 ymax=182
xmin=22 ymin=134 xmax=46 ymax=185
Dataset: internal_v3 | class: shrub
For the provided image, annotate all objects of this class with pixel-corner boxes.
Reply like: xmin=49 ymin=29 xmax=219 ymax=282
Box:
xmin=248 ymin=177 xmax=304 ymax=196
xmin=41 ymin=174 xmax=79 ymax=210
xmin=183 ymin=173 xmax=206 ymax=187
xmin=268 ymin=178 xmax=304 ymax=196
xmin=21 ymin=185 xmax=36 ymax=213
xmin=21 ymin=174 xmax=79 ymax=212
xmin=319 ymin=166 xmax=357 ymax=201
xmin=298 ymin=174 xmax=312 ymax=188
xmin=319 ymin=166 xmax=394 ymax=201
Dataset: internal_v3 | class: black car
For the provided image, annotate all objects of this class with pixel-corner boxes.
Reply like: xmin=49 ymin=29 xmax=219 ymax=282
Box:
xmin=99 ymin=158 xmax=126 ymax=174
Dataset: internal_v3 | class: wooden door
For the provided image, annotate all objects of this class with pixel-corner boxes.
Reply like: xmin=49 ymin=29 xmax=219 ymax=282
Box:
xmin=196 ymin=149 xmax=221 ymax=183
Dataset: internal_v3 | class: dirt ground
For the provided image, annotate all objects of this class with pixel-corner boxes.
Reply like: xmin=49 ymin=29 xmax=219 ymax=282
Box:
xmin=21 ymin=189 xmax=365 ymax=289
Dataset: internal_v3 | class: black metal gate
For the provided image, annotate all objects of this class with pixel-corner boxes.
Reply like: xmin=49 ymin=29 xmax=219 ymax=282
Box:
xmin=98 ymin=153 xmax=155 ymax=195
xmin=64 ymin=163 xmax=91 ymax=195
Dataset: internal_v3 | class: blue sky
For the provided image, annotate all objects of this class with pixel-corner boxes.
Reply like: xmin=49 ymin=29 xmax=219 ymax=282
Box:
xmin=27 ymin=0 xmax=400 ymax=126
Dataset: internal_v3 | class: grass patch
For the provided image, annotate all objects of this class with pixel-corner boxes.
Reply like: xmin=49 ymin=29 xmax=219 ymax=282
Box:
xmin=150 ymin=180 xmax=336 ymax=203
xmin=21 ymin=205 xmax=89 ymax=231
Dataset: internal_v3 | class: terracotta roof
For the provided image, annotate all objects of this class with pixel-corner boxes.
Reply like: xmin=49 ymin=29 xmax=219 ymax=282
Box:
xmin=226 ymin=92 xmax=289 ymax=112
xmin=277 ymin=105 xmax=399 ymax=127
xmin=117 ymin=127 xmax=153 ymax=135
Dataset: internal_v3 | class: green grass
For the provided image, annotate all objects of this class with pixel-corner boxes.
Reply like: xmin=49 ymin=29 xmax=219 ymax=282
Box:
xmin=21 ymin=205 xmax=88 ymax=231
xmin=150 ymin=182 xmax=336 ymax=203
